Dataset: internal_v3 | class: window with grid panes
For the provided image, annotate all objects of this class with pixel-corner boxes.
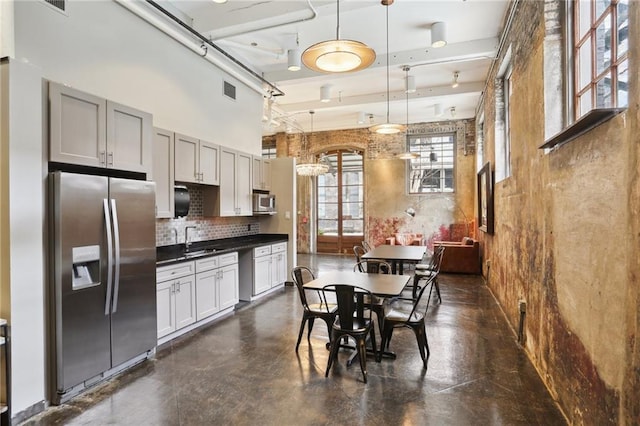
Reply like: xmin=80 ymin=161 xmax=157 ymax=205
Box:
xmin=572 ymin=0 xmax=628 ymax=120
xmin=407 ymin=133 xmax=455 ymax=194
xmin=261 ymin=138 xmax=276 ymax=159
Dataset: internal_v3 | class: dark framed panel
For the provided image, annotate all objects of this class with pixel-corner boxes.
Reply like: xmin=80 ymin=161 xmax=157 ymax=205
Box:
xmin=477 ymin=162 xmax=494 ymax=234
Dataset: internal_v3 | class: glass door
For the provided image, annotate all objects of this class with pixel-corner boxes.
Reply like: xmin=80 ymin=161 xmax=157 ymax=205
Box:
xmin=317 ymin=150 xmax=364 ymax=254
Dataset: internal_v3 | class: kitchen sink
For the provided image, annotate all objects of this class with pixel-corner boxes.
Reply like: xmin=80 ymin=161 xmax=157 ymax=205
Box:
xmin=183 ymin=248 xmax=217 ymax=258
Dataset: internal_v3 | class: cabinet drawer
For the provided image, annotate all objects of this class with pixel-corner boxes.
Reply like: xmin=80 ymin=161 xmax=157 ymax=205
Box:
xmin=157 ymin=261 xmax=195 ymax=282
xmin=195 ymin=256 xmax=219 ymax=273
xmin=271 ymin=242 xmax=287 ymax=254
xmin=254 ymin=246 xmax=271 ymax=258
xmin=217 ymin=252 xmax=238 ymax=267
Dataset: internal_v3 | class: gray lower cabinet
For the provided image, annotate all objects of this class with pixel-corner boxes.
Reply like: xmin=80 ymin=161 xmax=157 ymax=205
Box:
xmin=195 ymin=252 xmax=239 ymax=322
xmin=156 ymin=261 xmax=197 ymax=339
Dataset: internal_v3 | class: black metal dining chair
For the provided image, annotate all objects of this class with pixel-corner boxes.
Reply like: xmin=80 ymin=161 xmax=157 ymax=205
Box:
xmin=380 ymin=273 xmax=438 ymax=369
xmin=291 ymin=266 xmax=337 ymax=352
xmin=323 ymin=284 xmax=378 ymax=383
xmin=353 ymin=245 xmax=366 ymax=263
xmin=353 ymin=260 xmax=391 ymax=337
xmin=412 ymin=245 xmax=445 ymax=302
xmin=361 ymin=241 xmax=372 ymax=252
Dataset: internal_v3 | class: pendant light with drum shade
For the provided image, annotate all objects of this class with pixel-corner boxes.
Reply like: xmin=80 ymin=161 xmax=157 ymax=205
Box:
xmin=370 ymin=1 xmax=406 ymax=135
xmin=301 ymin=0 xmax=376 ymax=73
xmin=296 ymin=111 xmax=329 ymax=176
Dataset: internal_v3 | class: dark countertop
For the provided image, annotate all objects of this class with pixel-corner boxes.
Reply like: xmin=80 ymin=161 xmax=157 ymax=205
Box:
xmin=156 ymin=233 xmax=289 ymax=267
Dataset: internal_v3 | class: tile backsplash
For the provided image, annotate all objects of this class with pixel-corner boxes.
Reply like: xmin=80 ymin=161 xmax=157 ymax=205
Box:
xmin=156 ymin=184 xmax=259 ymax=246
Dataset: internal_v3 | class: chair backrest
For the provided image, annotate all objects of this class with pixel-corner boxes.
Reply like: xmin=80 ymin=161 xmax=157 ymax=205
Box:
xmin=409 ymin=273 xmax=439 ymax=319
xmin=361 ymin=241 xmax=372 ymax=252
xmin=432 ymin=244 xmax=445 ymax=273
xmin=353 ymin=260 xmax=391 ymax=274
xmin=353 ymin=245 xmax=366 ymax=264
xmin=291 ymin=266 xmax=315 ymax=310
xmin=322 ymin=284 xmax=373 ymax=332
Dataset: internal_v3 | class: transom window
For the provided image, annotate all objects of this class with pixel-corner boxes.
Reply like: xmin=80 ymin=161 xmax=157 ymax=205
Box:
xmin=407 ymin=133 xmax=455 ymax=193
xmin=261 ymin=139 xmax=276 ymax=159
xmin=572 ymin=0 xmax=628 ymax=120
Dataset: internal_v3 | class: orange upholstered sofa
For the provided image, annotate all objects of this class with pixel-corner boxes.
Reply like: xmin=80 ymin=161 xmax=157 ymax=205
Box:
xmin=385 ymin=233 xmax=423 ymax=246
xmin=433 ymin=237 xmax=481 ymax=274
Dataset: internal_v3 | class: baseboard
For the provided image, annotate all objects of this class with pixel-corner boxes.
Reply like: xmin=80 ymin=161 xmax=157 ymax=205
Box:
xmin=12 ymin=399 xmax=47 ymax=424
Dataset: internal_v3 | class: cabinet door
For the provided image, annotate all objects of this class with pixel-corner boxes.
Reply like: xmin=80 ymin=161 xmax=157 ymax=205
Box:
xmin=156 ymin=280 xmax=176 ymax=339
xmin=218 ymin=264 xmax=239 ymax=310
xmin=262 ymin=159 xmax=272 ymax=191
xmin=175 ymin=133 xmax=200 ymax=183
xmin=199 ymin=140 xmax=220 ymax=186
xmin=253 ymin=255 xmax=272 ymax=295
xmin=106 ymin=101 xmax=153 ymax=175
xmin=272 ymin=252 xmax=287 ymax=287
xmin=252 ymin=156 xmax=263 ymax=190
xmin=153 ymin=128 xmax=175 ymax=218
xmin=236 ymin=151 xmax=253 ymax=216
xmin=219 ymin=148 xmax=238 ymax=216
xmin=195 ymin=269 xmax=219 ymax=321
xmin=49 ymin=82 xmax=106 ymax=168
xmin=174 ymin=276 xmax=197 ymax=330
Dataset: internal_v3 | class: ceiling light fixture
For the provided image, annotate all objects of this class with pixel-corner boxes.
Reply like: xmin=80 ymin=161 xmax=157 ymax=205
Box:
xmin=212 ymin=0 xmax=228 ymax=3
xmin=397 ymin=66 xmax=418 ymax=160
xmin=370 ymin=2 xmax=406 ymax=135
xmin=357 ymin=111 xmax=366 ymax=124
xmin=296 ymin=111 xmax=329 ymax=176
xmin=320 ymin=84 xmax=332 ymax=102
xmin=405 ymin=74 xmax=416 ymax=94
xmin=450 ymin=106 xmax=457 ymax=117
xmin=287 ymin=34 xmax=301 ymax=71
xmin=301 ymin=0 xmax=376 ymax=73
xmin=431 ymin=22 xmax=447 ymax=48
xmin=452 ymin=71 xmax=459 ymax=88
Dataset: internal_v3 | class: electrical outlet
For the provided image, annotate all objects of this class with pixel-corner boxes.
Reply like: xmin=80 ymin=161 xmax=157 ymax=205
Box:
xmin=519 ymin=300 xmax=527 ymax=313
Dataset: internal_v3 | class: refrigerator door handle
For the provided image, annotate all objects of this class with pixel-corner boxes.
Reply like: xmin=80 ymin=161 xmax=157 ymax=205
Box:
xmin=103 ymin=199 xmax=114 ymax=315
xmin=111 ymin=199 xmax=121 ymax=313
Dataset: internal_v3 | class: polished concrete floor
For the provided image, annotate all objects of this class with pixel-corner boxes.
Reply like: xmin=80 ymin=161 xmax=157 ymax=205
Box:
xmin=24 ymin=254 xmax=566 ymax=425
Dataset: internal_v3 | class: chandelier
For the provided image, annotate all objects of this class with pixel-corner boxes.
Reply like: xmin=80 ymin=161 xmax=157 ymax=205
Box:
xmin=296 ymin=111 xmax=329 ymax=176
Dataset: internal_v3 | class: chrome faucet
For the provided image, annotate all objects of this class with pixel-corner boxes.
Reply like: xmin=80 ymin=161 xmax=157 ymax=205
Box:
xmin=184 ymin=225 xmax=197 ymax=251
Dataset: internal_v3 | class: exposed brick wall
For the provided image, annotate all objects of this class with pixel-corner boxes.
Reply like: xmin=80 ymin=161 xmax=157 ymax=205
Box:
xmin=269 ymin=119 xmax=476 ymax=254
xmin=479 ymin=0 xmax=639 ymax=424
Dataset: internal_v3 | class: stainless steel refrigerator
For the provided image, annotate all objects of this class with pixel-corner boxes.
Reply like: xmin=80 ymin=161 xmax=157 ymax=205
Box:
xmin=50 ymin=172 xmax=157 ymax=402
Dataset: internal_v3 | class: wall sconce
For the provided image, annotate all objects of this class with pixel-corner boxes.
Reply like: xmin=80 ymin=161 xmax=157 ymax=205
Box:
xmin=405 ymin=73 xmax=416 ymax=94
xmin=431 ymin=22 xmax=447 ymax=48
xmin=452 ymin=71 xmax=459 ymax=88
xmin=320 ymin=84 xmax=332 ymax=103
xmin=357 ymin=111 xmax=366 ymax=124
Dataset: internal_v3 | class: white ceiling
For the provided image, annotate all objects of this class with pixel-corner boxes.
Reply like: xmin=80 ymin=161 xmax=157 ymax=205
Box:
xmin=163 ymin=0 xmax=509 ymax=134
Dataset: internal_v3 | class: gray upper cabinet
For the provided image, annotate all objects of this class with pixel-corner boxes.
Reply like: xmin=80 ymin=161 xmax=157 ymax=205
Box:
xmin=175 ymin=133 xmax=220 ymax=185
xmin=152 ymin=128 xmax=175 ymax=219
xmin=49 ymin=82 xmax=152 ymax=176
xmin=252 ymin=156 xmax=272 ymax=191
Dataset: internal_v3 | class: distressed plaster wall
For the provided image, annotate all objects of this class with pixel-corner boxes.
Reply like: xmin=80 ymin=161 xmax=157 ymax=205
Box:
xmin=479 ymin=0 xmax=639 ymax=424
xmin=265 ymin=119 xmax=476 ymax=253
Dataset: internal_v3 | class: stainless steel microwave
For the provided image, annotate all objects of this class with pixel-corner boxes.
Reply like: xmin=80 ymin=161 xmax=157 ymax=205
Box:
xmin=253 ymin=193 xmax=276 ymax=214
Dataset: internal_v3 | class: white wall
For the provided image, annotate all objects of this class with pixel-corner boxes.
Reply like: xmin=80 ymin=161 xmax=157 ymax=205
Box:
xmin=14 ymin=0 xmax=263 ymax=154
xmin=261 ymin=158 xmax=297 ymax=271
xmin=5 ymin=0 xmax=266 ymax=417
xmin=3 ymin=59 xmax=46 ymax=417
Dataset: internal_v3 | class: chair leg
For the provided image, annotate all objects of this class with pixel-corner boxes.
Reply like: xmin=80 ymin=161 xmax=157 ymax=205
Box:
xmin=295 ymin=316 xmax=308 ymax=352
xmin=325 ymin=331 xmax=341 ymax=378
xmin=321 ymin=317 xmax=333 ymax=345
xmin=369 ymin=327 xmax=379 ymax=363
xmin=357 ymin=337 xmax=368 ymax=383
xmin=380 ymin=322 xmax=393 ymax=355
xmin=413 ymin=322 xmax=430 ymax=369
xmin=307 ymin=317 xmax=315 ymax=340
xmin=434 ymin=277 xmax=442 ymax=302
